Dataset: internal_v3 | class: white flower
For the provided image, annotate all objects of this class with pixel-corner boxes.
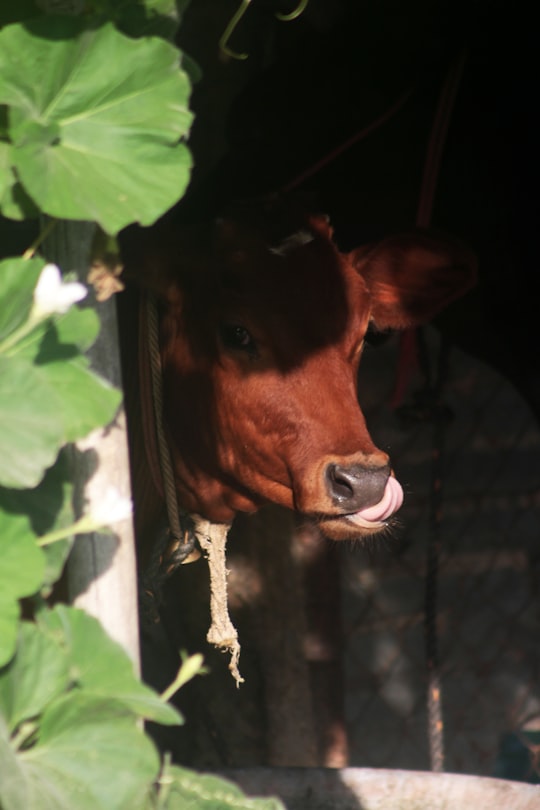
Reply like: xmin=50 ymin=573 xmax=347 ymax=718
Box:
xmin=89 ymin=486 xmax=133 ymax=527
xmin=33 ymin=263 xmax=87 ymax=318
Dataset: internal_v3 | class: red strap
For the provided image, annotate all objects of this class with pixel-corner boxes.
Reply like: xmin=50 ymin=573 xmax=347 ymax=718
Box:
xmin=393 ymin=49 xmax=468 ymax=408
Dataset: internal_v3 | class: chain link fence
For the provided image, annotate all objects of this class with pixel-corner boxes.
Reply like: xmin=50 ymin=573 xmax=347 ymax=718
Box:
xmin=342 ymin=327 xmax=540 ymax=780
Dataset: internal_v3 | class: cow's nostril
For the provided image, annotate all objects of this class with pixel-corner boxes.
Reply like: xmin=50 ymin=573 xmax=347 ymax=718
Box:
xmin=326 ymin=465 xmax=356 ymax=502
xmin=325 ymin=462 xmax=390 ymax=511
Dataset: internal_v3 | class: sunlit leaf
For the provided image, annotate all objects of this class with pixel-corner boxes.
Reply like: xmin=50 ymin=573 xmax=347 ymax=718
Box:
xmin=0 ymin=622 xmax=70 ymax=733
xmin=158 ymin=764 xmax=286 ymax=810
xmin=14 ymin=305 xmax=101 ymax=363
xmin=54 ymin=305 xmax=100 ymax=353
xmin=38 ymin=357 xmax=121 ymax=443
xmin=0 ymin=510 xmax=44 ymax=666
xmin=0 ymin=595 xmax=20 ymax=672
xmin=19 ymin=693 xmax=159 ymax=810
xmin=0 ymin=257 xmax=43 ymax=343
xmin=0 ymin=716 xmax=28 ymax=810
xmin=0 ymin=139 xmax=40 ymax=220
xmin=0 ymin=357 xmax=65 ymax=488
xmin=0 ymin=453 xmax=74 ymax=591
xmin=40 ymin=606 xmax=183 ymax=726
xmin=0 ymin=18 xmax=193 ymax=234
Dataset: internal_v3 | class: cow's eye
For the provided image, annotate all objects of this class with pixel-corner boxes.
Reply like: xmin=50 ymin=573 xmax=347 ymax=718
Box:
xmin=219 ymin=324 xmax=258 ymax=356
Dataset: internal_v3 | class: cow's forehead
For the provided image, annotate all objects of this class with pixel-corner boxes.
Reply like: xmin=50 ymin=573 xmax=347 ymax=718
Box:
xmin=216 ymin=198 xmax=324 ymax=238
xmin=214 ymin=207 xmax=344 ymax=287
xmin=170 ymin=204 xmax=372 ymax=358
xmin=206 ymin=213 xmax=371 ymax=352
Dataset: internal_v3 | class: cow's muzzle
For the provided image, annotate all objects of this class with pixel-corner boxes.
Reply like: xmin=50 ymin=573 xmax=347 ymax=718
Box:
xmin=325 ymin=462 xmax=391 ymax=511
xmin=322 ymin=462 xmax=404 ymax=537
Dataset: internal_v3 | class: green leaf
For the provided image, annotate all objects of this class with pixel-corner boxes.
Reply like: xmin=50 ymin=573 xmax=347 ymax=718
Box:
xmin=0 ymin=357 xmax=65 ymax=488
xmin=54 ymin=305 xmax=100 ymax=353
xmin=0 ymin=257 xmax=43 ymax=343
xmin=158 ymin=765 xmax=286 ymax=810
xmin=15 ymin=307 xmax=101 ymax=365
xmin=0 ymin=621 xmax=69 ymax=733
xmin=0 ymin=138 xmax=13 ymax=202
xmin=0 ymin=594 xmax=21 ymax=672
xmin=40 ymin=606 xmax=183 ymax=726
xmin=41 ymin=535 xmax=72 ymax=594
xmin=19 ymin=693 xmax=159 ymax=810
xmin=0 ymin=18 xmax=193 ymax=234
xmin=38 ymin=357 xmax=121 ymax=443
xmin=0 ymin=453 xmax=75 ymax=590
xmin=0 ymin=130 xmax=40 ymax=220
xmin=0 ymin=308 xmax=117 ymax=487
xmin=0 ymin=716 xmax=28 ymax=810
xmin=0 ymin=510 xmax=45 ymax=667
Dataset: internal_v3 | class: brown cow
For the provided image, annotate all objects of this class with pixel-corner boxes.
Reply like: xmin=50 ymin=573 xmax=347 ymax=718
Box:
xmin=122 ymin=198 xmax=475 ymax=543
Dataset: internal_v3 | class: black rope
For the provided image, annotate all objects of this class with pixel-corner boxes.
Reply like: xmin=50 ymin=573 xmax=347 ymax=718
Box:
xmin=140 ymin=513 xmax=198 ymax=627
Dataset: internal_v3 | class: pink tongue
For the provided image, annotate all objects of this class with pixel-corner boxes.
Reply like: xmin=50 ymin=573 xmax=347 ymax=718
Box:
xmin=354 ymin=476 xmax=404 ymax=522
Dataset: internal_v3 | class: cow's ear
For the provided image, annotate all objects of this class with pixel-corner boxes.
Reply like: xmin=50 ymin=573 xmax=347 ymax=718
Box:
xmin=351 ymin=232 xmax=477 ymax=330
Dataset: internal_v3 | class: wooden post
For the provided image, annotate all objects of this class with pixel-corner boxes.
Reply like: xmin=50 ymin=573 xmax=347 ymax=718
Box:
xmin=44 ymin=220 xmax=140 ymax=671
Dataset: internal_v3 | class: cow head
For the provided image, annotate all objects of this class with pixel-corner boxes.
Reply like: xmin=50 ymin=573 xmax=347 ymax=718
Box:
xmin=124 ymin=199 xmax=475 ymax=540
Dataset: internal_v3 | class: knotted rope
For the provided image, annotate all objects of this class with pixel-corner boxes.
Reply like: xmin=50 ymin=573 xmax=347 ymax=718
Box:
xmin=195 ymin=518 xmax=244 ymax=687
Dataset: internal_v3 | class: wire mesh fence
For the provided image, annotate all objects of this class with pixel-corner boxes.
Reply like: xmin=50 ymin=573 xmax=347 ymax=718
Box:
xmin=342 ymin=327 xmax=540 ymax=780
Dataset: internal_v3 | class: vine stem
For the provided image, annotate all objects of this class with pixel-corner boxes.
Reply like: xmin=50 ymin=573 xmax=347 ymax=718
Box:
xmin=160 ymin=653 xmax=205 ymax=703
xmin=37 ymin=515 xmax=105 ymax=546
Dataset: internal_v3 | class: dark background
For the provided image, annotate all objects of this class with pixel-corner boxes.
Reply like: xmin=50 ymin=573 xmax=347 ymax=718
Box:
xmin=136 ymin=0 xmax=540 ymax=774
xmin=172 ymin=0 xmax=538 ymax=423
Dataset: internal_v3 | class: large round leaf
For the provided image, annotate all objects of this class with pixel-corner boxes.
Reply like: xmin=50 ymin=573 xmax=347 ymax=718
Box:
xmin=38 ymin=357 xmax=121 ymax=443
xmin=15 ymin=304 xmax=101 ymax=362
xmin=0 ymin=511 xmax=45 ymax=667
xmin=0 ymin=357 xmax=65 ymax=488
xmin=18 ymin=694 xmax=159 ymax=810
xmin=0 ymin=596 xmax=21 ymax=673
xmin=0 ymin=18 xmax=193 ymax=234
xmin=0 ymin=257 xmax=44 ymax=344
xmin=54 ymin=305 xmax=101 ymax=353
xmin=0 ymin=141 xmax=39 ymax=221
xmin=161 ymin=765 xmax=286 ymax=810
xmin=40 ymin=606 xmax=182 ymax=726
xmin=0 ymin=454 xmax=75 ymax=592
xmin=0 ymin=717 xmax=27 ymax=810
xmin=0 ymin=622 xmax=70 ymax=733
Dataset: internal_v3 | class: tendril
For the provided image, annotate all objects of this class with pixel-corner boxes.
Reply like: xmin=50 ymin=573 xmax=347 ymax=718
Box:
xmin=219 ymin=0 xmax=251 ymax=61
xmin=275 ymin=0 xmax=309 ymax=22
xmin=219 ymin=0 xmax=310 ymax=61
